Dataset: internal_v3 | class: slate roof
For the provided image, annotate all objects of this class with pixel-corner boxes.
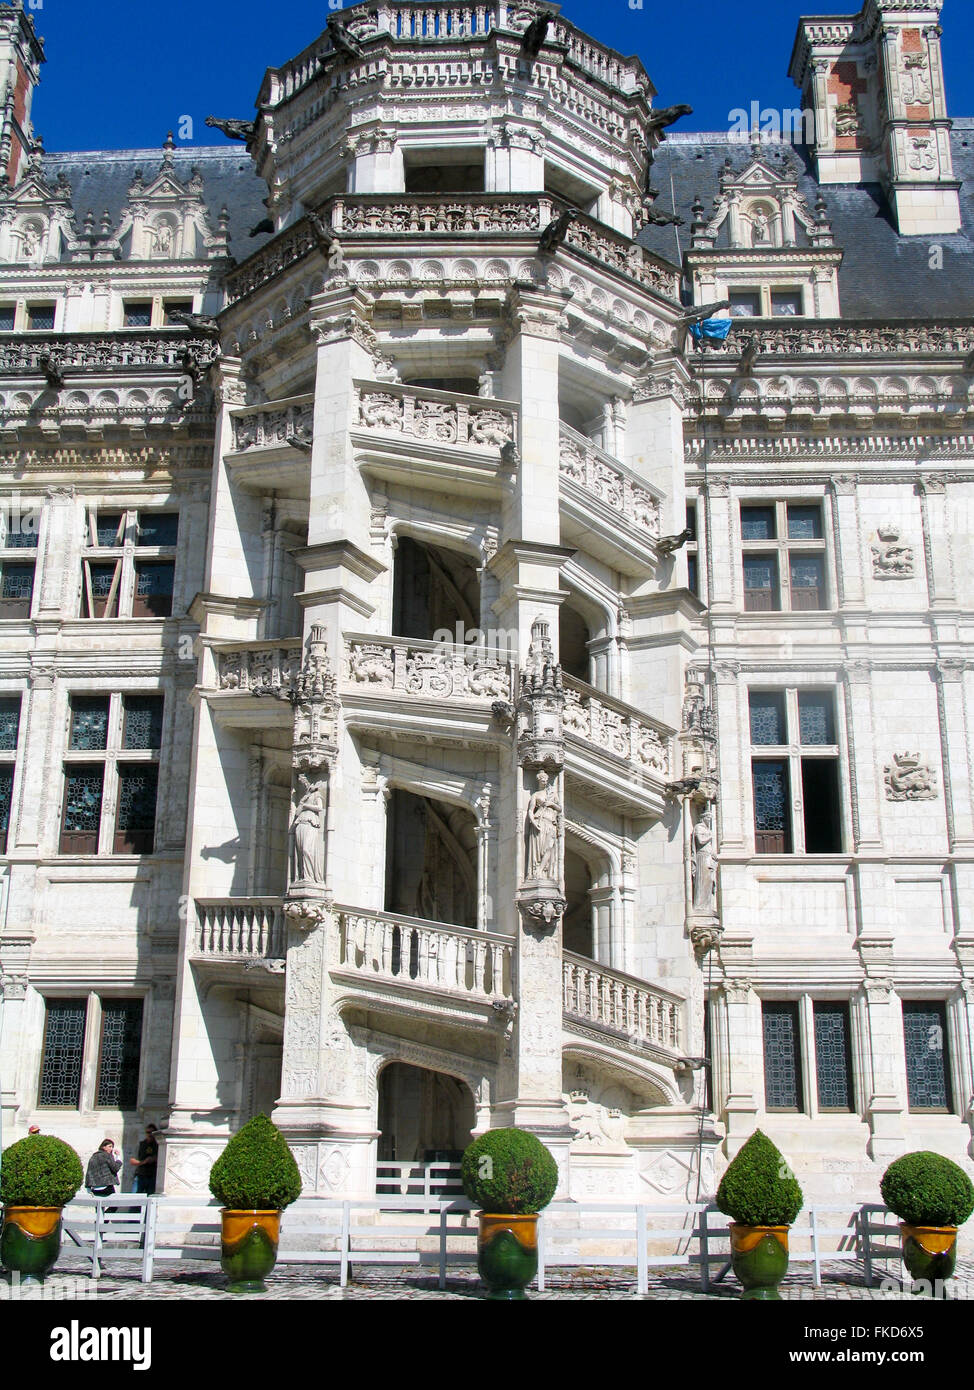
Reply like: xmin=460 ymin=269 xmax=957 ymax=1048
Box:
xmin=40 ymin=124 xmax=974 ymax=320
xmin=636 ymin=121 xmax=974 ymax=319
xmin=41 ymin=145 xmax=276 ymax=258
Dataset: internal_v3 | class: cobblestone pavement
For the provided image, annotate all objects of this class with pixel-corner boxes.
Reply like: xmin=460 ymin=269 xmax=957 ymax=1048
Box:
xmin=9 ymin=1255 xmax=973 ymax=1300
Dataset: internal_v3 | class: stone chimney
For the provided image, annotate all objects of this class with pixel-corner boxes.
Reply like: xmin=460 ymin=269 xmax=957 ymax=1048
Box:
xmin=789 ymin=0 xmax=961 ymax=236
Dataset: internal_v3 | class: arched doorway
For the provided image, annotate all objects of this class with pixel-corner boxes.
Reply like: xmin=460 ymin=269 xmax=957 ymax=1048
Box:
xmin=563 ymin=846 xmax=594 ymax=957
xmin=392 ymin=535 xmax=480 ymax=642
xmin=377 ymin=1062 xmax=475 ymax=1164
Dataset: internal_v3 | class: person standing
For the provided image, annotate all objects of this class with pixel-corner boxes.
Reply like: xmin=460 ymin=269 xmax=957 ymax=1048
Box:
xmin=85 ymin=1138 xmax=121 ymax=1197
xmin=129 ymin=1124 xmax=159 ymax=1194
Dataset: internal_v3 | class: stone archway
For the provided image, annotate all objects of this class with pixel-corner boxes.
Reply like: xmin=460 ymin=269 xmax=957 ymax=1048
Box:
xmin=377 ymin=1061 xmax=475 ymax=1163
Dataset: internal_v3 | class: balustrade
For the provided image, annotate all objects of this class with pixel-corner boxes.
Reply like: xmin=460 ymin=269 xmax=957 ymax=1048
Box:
xmin=563 ymin=675 xmax=670 ymax=778
xmin=194 ymin=899 xmax=286 ymax=960
xmin=562 ymin=952 xmax=683 ymax=1053
xmin=354 ymin=379 xmax=516 ymax=449
xmin=215 ymin=641 xmax=303 ymax=697
xmin=559 ymin=425 xmax=661 ymax=540
xmin=343 ymin=635 xmax=514 ymax=702
xmin=336 ymin=906 xmax=515 ymax=1003
xmin=230 ymin=395 xmax=314 ymax=452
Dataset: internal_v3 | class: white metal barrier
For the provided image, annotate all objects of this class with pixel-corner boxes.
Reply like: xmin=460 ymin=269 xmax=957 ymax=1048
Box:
xmin=54 ymin=1195 xmax=893 ymax=1293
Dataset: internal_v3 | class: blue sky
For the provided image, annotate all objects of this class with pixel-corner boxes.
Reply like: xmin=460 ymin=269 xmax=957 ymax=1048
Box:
xmin=27 ymin=1 xmax=974 ymax=152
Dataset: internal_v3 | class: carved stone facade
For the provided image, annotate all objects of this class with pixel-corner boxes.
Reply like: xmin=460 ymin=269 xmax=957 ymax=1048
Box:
xmin=2 ymin=0 xmax=973 ymax=1215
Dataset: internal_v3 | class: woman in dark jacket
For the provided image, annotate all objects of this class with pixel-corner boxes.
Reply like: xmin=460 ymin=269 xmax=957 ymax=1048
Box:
xmin=85 ymin=1138 xmax=122 ymax=1196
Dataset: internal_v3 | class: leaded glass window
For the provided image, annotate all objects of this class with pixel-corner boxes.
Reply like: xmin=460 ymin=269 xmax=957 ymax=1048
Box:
xmin=70 ymin=698 xmax=109 ymax=750
xmin=743 ymin=555 xmax=779 ymax=611
xmin=136 ymin=513 xmax=178 ymax=548
xmin=38 ymin=999 xmax=87 ymax=1107
xmin=763 ymin=1003 xmax=802 ymax=1110
xmin=115 ymin=765 xmax=157 ymax=853
xmin=749 ymin=692 xmax=785 ymax=745
xmin=96 ymin=1001 xmax=143 ymax=1108
xmin=132 ymin=561 xmax=174 ymax=617
xmin=814 ymin=1003 xmax=853 ymax=1110
xmin=3 ymin=520 xmax=38 ymax=548
xmin=788 ymin=505 xmax=823 ymax=540
xmin=123 ymin=696 xmax=163 ymax=750
xmin=116 ymin=766 xmax=157 ymax=830
xmin=903 ymin=1001 xmax=952 ymax=1111
xmin=799 ymin=692 xmax=835 ymax=746
xmin=0 ymin=766 xmax=12 ymax=852
xmin=1 ymin=563 xmax=34 ymax=601
xmin=752 ymin=760 xmax=790 ymax=853
xmin=62 ymin=767 xmax=102 ymax=828
xmin=741 ymin=506 xmax=776 ymax=541
xmin=789 ymin=554 xmax=825 ymax=609
xmin=95 ymin=514 xmax=125 ymax=548
xmin=0 ymin=696 xmax=20 ymax=750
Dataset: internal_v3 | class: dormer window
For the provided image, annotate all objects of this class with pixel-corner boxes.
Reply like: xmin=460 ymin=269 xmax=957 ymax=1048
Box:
xmin=123 ymin=302 xmax=153 ymax=328
xmin=729 ymin=289 xmax=761 ymax=318
xmin=26 ymin=304 xmax=55 ymax=332
xmin=771 ymin=290 xmax=803 ymax=317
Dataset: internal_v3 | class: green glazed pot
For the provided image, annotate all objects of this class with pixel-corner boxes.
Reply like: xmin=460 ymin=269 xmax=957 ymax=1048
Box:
xmin=729 ymin=1224 xmax=790 ymax=1300
xmin=0 ymin=1207 xmax=63 ymax=1282
xmin=477 ymin=1213 xmax=538 ymax=1300
xmin=900 ymin=1225 xmax=957 ymax=1294
xmin=220 ymin=1210 xmax=280 ymax=1293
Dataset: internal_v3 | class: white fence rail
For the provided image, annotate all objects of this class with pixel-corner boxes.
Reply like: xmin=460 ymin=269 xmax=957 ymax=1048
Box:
xmin=56 ymin=1195 xmax=900 ymax=1294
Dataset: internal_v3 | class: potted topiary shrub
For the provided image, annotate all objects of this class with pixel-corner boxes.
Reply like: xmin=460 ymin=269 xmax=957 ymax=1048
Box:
xmin=0 ymin=1135 xmax=84 ymax=1283
xmin=208 ymin=1113 xmax=302 ymax=1293
xmin=880 ymin=1150 xmax=974 ymax=1295
xmin=716 ymin=1129 xmax=804 ymax=1300
xmin=461 ymin=1127 xmax=559 ymax=1300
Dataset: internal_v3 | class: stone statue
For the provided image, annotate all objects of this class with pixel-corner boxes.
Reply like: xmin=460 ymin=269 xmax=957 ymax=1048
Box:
xmin=290 ymin=776 xmax=326 ymax=886
xmin=525 ymin=769 xmax=561 ymax=881
xmin=750 ymin=209 xmax=771 ymax=246
xmin=691 ymin=807 xmax=716 ymax=912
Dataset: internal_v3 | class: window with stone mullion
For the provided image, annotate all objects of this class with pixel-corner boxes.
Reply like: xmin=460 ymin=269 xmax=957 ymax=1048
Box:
xmin=748 ymin=687 xmax=842 ymax=855
xmin=740 ymin=500 xmax=828 ymax=613
xmin=61 ymin=692 xmax=162 ymax=856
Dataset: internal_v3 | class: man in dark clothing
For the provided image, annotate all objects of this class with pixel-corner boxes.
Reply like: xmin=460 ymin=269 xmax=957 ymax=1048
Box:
xmin=85 ymin=1139 xmax=122 ymax=1196
xmin=130 ymin=1124 xmax=159 ymax=1194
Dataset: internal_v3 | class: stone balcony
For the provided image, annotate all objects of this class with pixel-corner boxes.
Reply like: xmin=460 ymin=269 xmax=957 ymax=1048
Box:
xmin=559 ymin=424 xmax=663 ymax=572
xmin=189 ymin=895 xmax=687 ymax=1072
xmin=562 ymin=674 xmax=672 ymax=814
xmin=225 ymin=394 xmax=315 ymax=492
xmin=352 ymin=379 xmax=518 ymax=495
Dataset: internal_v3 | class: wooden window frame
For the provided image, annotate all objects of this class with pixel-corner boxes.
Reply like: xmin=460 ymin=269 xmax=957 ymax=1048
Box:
xmin=60 ymin=692 xmax=162 ymax=856
xmin=748 ymin=686 xmax=842 ymax=855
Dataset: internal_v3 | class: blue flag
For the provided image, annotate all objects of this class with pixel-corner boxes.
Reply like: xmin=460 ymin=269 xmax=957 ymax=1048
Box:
xmin=689 ymin=317 xmax=734 ymax=341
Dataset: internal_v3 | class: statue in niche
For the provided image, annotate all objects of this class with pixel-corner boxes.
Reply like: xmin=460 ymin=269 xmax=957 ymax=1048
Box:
xmin=290 ymin=774 xmax=326 ymax=886
xmin=525 ymin=769 xmax=561 ymax=882
xmin=749 ymin=208 xmax=771 ymax=246
xmin=691 ymin=807 xmax=716 ymax=912
xmin=152 ymin=222 xmax=175 ymax=258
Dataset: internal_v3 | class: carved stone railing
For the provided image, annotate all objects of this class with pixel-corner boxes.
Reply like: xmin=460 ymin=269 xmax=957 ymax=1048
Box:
xmin=563 ymin=675 xmax=670 ymax=779
xmin=343 ymin=635 xmax=514 ymax=702
xmin=215 ymin=640 xmax=303 ymax=696
xmin=562 ymin=952 xmax=684 ymax=1054
xmin=0 ymin=330 xmax=216 ymax=375
xmin=226 ymin=192 xmax=680 ymax=308
xmin=336 ymin=906 xmax=515 ymax=1004
xmin=692 ymin=319 xmax=974 ymax=360
xmin=194 ymin=899 xmax=286 ymax=961
xmin=353 ymin=379 xmax=517 ymax=450
xmin=559 ymin=424 xmax=661 ymax=540
xmin=229 ymin=395 xmax=314 ymax=452
xmin=332 ymin=194 xmax=543 ymax=237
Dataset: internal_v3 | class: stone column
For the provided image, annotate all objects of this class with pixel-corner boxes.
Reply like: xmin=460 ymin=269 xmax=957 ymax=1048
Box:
xmin=719 ymin=977 xmax=760 ymax=1152
xmin=935 ymin=659 xmax=974 ymax=850
xmin=857 ymin=976 xmax=907 ymax=1163
xmin=829 ymin=474 xmax=864 ymax=608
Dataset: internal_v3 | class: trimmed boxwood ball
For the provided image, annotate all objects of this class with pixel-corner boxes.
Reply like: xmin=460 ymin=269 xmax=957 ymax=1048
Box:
xmin=881 ymin=1151 xmax=974 ymax=1228
xmin=208 ymin=1114 xmax=302 ymax=1211
xmin=716 ymin=1129 xmax=804 ymax=1227
xmin=462 ymin=1128 xmax=558 ymax=1214
xmin=0 ymin=1135 xmax=84 ymax=1208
